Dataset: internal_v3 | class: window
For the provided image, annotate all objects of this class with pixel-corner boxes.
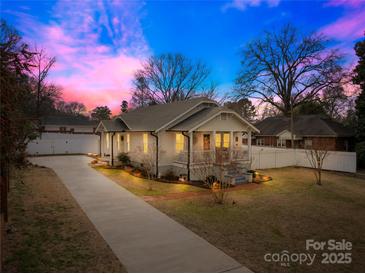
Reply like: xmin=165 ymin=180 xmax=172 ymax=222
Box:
xmin=117 ymin=133 xmax=121 ymax=150
xmin=176 ymin=133 xmax=184 ymax=153
xmin=106 ymin=133 xmax=110 ymax=149
xmin=143 ymin=133 xmax=148 ymax=153
xmin=70 ymin=128 xmax=74 ymax=133
xmin=126 ymin=134 xmax=130 ymax=152
xmin=223 ymin=133 xmax=230 ymax=148
xmin=221 ymin=113 xmax=227 ymax=120
xmin=215 ymin=133 xmax=221 ymax=148
xmin=59 ymin=127 xmax=66 ymax=133
xmin=277 ymin=139 xmax=286 ymax=148
xmin=304 ymin=139 xmax=312 ymax=149
xmin=257 ymin=138 xmax=264 ymax=146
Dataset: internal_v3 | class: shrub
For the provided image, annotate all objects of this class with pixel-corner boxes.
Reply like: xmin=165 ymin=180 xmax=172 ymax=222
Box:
xmin=162 ymin=170 xmax=179 ymax=181
xmin=117 ymin=153 xmax=131 ymax=166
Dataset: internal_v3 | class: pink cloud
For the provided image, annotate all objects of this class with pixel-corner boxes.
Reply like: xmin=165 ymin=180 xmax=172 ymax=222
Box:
xmin=320 ymin=8 xmax=365 ymax=40
xmin=325 ymin=0 xmax=364 ymax=8
xmin=11 ymin=1 xmax=149 ymax=115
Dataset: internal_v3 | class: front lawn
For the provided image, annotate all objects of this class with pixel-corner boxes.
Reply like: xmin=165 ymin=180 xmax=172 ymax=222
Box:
xmin=150 ymin=167 xmax=365 ymax=272
xmin=93 ymin=166 xmax=207 ymax=197
xmin=3 ymin=166 xmax=125 ymax=272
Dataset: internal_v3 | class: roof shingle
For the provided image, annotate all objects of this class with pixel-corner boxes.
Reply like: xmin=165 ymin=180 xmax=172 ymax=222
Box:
xmin=255 ymin=115 xmax=354 ymax=137
xmin=118 ymin=97 xmax=217 ymax=131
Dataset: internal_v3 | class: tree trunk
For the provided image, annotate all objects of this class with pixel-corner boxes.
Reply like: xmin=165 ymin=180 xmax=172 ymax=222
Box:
xmin=290 ymin=104 xmax=294 ymax=149
xmin=318 ymin=169 xmax=322 ymax=185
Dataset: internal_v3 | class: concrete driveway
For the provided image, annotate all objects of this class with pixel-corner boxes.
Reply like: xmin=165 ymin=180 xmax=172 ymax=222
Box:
xmin=30 ymin=156 xmax=250 ymax=273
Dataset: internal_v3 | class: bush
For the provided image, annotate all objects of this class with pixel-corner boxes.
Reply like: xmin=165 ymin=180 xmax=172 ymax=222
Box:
xmin=117 ymin=153 xmax=131 ymax=166
xmin=356 ymin=141 xmax=365 ymax=168
xmin=162 ymin=170 xmax=179 ymax=181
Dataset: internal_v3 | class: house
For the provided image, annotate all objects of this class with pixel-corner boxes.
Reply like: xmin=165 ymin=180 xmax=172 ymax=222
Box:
xmin=95 ymin=97 xmax=259 ymax=181
xmin=252 ymin=115 xmax=355 ymax=151
xmin=27 ymin=116 xmax=100 ymax=155
xmin=40 ymin=115 xmax=98 ymax=134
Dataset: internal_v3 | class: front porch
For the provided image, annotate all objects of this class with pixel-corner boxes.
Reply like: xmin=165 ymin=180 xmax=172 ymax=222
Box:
xmin=173 ymin=131 xmax=252 ymax=166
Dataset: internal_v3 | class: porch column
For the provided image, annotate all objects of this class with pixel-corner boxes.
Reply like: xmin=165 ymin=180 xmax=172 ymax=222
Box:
xmin=189 ymin=131 xmax=193 ymax=165
xmin=248 ymin=130 xmax=252 ymax=162
xmin=109 ymin=133 xmax=113 ymax=165
xmin=212 ymin=131 xmax=216 ymax=162
xmin=230 ymin=131 xmax=233 ymax=161
xmin=100 ymin=132 xmax=103 ymax=156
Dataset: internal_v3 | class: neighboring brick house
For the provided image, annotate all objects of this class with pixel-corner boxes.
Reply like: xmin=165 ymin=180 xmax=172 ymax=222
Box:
xmin=250 ymin=115 xmax=355 ymax=151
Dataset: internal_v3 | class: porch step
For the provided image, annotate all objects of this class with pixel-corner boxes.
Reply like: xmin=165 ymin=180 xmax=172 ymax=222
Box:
xmin=224 ymin=174 xmax=249 ymax=185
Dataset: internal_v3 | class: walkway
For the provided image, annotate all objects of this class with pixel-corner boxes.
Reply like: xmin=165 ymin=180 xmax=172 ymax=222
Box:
xmin=30 ymin=156 xmax=250 ymax=273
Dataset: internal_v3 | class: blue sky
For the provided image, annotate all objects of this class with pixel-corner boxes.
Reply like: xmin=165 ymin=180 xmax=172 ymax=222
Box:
xmin=1 ymin=0 xmax=364 ymax=112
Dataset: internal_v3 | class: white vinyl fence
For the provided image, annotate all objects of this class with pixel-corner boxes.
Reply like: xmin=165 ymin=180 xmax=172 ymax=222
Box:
xmin=27 ymin=133 xmax=100 ymax=155
xmin=251 ymin=146 xmax=357 ymax=173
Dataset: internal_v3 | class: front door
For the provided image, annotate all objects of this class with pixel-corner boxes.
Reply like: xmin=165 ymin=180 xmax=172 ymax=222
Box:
xmin=203 ymin=134 xmax=210 ymax=151
xmin=117 ymin=133 xmax=124 ymax=153
xmin=215 ymin=132 xmax=230 ymax=162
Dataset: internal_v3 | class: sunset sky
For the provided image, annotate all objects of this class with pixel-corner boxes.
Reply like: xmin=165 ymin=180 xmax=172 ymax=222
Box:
xmin=2 ymin=0 xmax=365 ymax=113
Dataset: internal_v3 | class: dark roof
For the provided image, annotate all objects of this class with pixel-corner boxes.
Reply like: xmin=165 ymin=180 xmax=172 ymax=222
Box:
xmin=41 ymin=115 xmax=98 ymax=126
xmin=117 ymin=97 xmax=218 ymax=131
xmin=169 ymin=107 xmax=225 ymax=131
xmin=255 ymin=115 xmax=354 ymax=137
xmin=99 ymin=119 xmax=128 ymax=132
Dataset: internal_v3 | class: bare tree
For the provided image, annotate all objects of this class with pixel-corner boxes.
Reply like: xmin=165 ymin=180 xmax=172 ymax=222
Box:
xmin=224 ymin=98 xmax=257 ymax=121
xmin=139 ymin=145 xmax=157 ymax=191
xmin=30 ymin=46 xmax=56 ymax=117
xmin=235 ymin=24 xmax=343 ymax=147
xmin=305 ymin=149 xmax=329 ymax=185
xmin=131 ymin=53 xmax=214 ymax=107
xmin=322 ymin=84 xmax=349 ymax=120
xmin=192 ymin=151 xmax=231 ymax=204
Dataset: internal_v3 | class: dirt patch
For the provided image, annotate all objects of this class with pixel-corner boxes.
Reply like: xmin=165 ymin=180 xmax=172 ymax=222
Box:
xmin=3 ymin=165 xmax=126 ymax=273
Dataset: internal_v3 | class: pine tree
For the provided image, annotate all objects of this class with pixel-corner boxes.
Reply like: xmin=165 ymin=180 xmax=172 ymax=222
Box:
xmin=353 ymin=34 xmax=365 ymax=141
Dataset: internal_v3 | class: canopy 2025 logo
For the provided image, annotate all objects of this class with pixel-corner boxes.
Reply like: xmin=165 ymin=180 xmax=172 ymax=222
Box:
xmin=264 ymin=239 xmax=352 ymax=267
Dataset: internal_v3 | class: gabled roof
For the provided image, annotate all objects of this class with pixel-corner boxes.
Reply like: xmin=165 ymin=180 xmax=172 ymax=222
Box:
xmin=168 ymin=107 xmax=260 ymax=132
xmin=255 ymin=115 xmax=354 ymax=137
xmin=96 ymin=119 xmax=128 ymax=132
xmin=41 ymin=115 xmax=98 ymax=126
xmin=117 ymin=97 xmax=218 ymax=131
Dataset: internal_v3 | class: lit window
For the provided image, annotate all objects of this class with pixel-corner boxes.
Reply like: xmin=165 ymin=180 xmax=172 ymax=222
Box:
xmin=223 ymin=133 xmax=230 ymax=148
xmin=143 ymin=133 xmax=148 ymax=153
xmin=126 ymin=134 xmax=130 ymax=152
xmin=215 ymin=133 xmax=221 ymax=148
xmin=106 ymin=133 xmax=110 ymax=149
xmin=176 ymin=133 xmax=184 ymax=153
xmin=117 ymin=133 xmax=120 ymax=150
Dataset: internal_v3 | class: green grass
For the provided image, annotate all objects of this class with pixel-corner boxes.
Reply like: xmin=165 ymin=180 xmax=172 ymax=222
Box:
xmin=150 ymin=167 xmax=365 ymax=272
xmin=94 ymin=166 xmax=206 ymax=197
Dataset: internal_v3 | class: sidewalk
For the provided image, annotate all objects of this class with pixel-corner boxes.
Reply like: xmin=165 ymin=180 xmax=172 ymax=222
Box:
xmin=30 ymin=156 xmax=251 ymax=273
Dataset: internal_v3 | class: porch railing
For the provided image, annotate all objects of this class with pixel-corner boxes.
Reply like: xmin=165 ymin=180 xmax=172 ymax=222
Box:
xmin=175 ymin=148 xmax=249 ymax=164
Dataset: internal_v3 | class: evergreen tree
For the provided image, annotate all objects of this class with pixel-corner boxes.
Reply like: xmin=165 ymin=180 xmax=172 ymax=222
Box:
xmin=353 ymin=34 xmax=365 ymax=141
xmin=121 ymin=100 xmax=128 ymax=113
